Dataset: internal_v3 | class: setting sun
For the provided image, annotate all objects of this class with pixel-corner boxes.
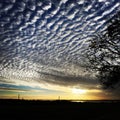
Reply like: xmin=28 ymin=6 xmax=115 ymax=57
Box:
xmin=72 ymin=88 xmax=87 ymax=94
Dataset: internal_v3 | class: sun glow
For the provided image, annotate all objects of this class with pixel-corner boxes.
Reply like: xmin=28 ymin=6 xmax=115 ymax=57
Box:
xmin=72 ymin=88 xmax=87 ymax=94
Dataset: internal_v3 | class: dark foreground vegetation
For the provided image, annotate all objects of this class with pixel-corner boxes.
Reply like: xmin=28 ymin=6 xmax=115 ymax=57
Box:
xmin=0 ymin=99 xmax=120 ymax=120
xmin=85 ymin=11 xmax=120 ymax=89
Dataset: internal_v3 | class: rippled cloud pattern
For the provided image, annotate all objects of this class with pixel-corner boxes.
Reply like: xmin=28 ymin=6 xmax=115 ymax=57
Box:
xmin=0 ymin=0 xmax=119 ymax=88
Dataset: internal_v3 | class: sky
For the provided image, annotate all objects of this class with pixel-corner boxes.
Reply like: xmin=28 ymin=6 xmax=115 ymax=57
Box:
xmin=0 ymin=0 xmax=120 ymax=100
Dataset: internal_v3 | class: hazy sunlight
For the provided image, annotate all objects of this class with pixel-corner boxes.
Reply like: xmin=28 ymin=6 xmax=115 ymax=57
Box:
xmin=72 ymin=88 xmax=87 ymax=94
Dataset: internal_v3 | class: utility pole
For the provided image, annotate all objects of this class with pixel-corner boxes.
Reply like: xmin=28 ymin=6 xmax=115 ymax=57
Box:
xmin=18 ymin=94 xmax=20 ymax=100
xmin=58 ymin=96 xmax=60 ymax=101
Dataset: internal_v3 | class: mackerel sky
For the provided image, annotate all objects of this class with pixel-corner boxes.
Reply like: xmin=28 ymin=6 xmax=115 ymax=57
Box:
xmin=0 ymin=0 xmax=120 ymax=100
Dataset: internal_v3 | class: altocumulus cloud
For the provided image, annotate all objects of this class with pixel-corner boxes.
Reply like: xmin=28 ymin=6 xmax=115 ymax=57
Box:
xmin=0 ymin=0 xmax=119 ymax=91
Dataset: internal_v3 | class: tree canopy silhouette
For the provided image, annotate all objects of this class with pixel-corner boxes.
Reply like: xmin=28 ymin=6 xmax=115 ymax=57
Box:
xmin=86 ymin=12 xmax=120 ymax=89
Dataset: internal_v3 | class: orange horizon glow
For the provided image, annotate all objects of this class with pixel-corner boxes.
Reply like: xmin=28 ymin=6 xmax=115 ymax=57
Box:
xmin=0 ymin=89 xmax=116 ymax=101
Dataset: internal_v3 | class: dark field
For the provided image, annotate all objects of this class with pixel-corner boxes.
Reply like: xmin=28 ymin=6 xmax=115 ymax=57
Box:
xmin=0 ymin=99 xmax=120 ymax=120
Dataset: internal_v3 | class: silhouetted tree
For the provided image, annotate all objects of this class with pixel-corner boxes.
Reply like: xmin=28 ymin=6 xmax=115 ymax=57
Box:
xmin=86 ymin=12 xmax=120 ymax=89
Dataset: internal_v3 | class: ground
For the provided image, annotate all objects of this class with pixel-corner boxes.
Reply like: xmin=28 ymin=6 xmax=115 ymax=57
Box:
xmin=0 ymin=99 xmax=120 ymax=120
